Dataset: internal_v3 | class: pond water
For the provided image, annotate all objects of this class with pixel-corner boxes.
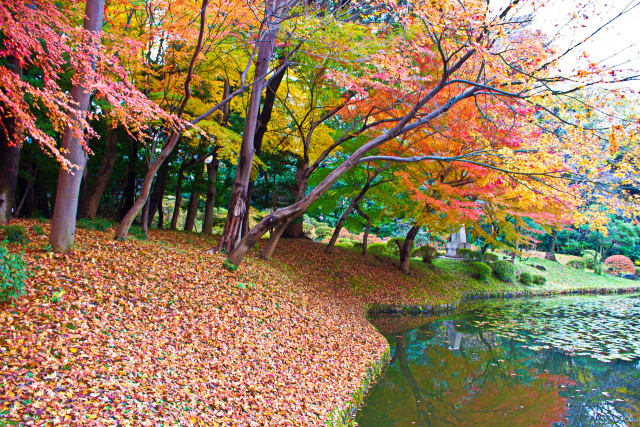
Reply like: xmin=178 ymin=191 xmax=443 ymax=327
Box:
xmin=357 ymin=294 xmax=640 ymax=427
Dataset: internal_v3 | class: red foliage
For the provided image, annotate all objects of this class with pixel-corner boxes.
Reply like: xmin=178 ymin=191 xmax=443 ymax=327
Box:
xmin=0 ymin=0 xmax=174 ymax=168
xmin=604 ymin=255 xmax=635 ymax=275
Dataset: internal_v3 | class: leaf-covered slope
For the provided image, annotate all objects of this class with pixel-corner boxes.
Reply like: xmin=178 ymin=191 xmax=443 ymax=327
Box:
xmin=0 ymin=221 xmax=386 ymax=425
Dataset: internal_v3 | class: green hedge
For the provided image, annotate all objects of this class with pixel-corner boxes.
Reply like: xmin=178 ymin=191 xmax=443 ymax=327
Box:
xmin=412 ymin=245 xmax=437 ymax=264
xmin=336 ymin=238 xmax=358 ymax=248
xmin=386 ymin=238 xmax=404 ymax=255
xmin=368 ymin=242 xmax=388 ymax=256
xmin=315 ymin=226 xmax=334 ymax=239
xmin=482 ymin=252 xmax=499 ymax=263
xmin=458 ymin=248 xmax=481 ymax=261
xmin=566 ymin=259 xmax=586 ymax=270
xmin=470 ymin=262 xmax=492 ymax=281
xmin=492 ymin=260 xmax=516 ymax=282
xmin=532 ymin=274 xmax=546 ymax=285
xmin=302 ymin=222 xmax=316 ymax=238
xmin=519 ymin=271 xmax=533 ymax=285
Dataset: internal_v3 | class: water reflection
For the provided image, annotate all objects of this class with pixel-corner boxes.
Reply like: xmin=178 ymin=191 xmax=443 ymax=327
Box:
xmin=357 ymin=294 xmax=640 ymax=426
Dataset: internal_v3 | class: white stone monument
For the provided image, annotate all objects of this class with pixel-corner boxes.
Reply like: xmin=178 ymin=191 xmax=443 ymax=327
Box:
xmin=445 ymin=227 xmax=471 ymax=258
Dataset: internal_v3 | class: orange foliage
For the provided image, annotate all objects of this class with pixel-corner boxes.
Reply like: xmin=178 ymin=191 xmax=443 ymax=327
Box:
xmin=604 ymin=255 xmax=636 ymax=276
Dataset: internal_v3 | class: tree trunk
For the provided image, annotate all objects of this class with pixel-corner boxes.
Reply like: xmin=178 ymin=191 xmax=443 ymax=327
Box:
xmin=147 ymin=157 xmax=170 ymax=229
xmin=242 ymin=181 xmax=254 ymax=238
xmin=356 ymin=205 xmax=370 ymax=255
xmin=202 ymin=155 xmax=219 ymax=234
xmin=261 ymin=218 xmax=292 ymax=259
xmin=116 ymin=133 xmax=180 ymax=239
xmin=49 ymin=0 xmax=104 ymax=252
xmin=141 ymin=198 xmax=150 ymax=237
xmin=400 ymin=225 xmax=420 ymax=273
xmin=119 ymin=137 xmax=138 ymax=220
xmin=170 ymin=159 xmax=189 ymax=230
xmin=0 ymin=57 xmax=22 ymax=224
xmin=259 ymin=164 xmax=309 ymax=259
xmin=15 ymin=167 xmax=35 ymax=218
xmin=83 ymin=124 xmax=118 ymax=219
xmin=0 ymin=107 xmax=20 ymax=224
xmin=115 ymin=0 xmax=211 ymax=240
xmin=217 ymin=1 xmax=286 ymax=254
xmin=326 ymin=186 xmax=370 ymax=253
xmin=76 ymin=163 xmax=89 ymax=219
xmin=184 ymin=162 xmax=204 ymax=232
xmin=35 ymin=180 xmax=51 ymax=218
xmin=242 ymin=64 xmax=288 ymax=238
xmin=157 ymin=200 xmax=165 ymax=229
xmin=225 ymin=44 xmax=459 ymax=266
xmin=545 ymin=229 xmax=557 ymax=261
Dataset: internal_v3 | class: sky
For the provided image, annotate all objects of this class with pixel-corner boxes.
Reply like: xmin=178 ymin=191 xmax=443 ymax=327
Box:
xmin=494 ymin=0 xmax=640 ymax=92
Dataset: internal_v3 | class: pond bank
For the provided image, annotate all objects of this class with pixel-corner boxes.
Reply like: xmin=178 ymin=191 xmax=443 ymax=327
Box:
xmin=2 ymin=221 xmax=639 ymax=425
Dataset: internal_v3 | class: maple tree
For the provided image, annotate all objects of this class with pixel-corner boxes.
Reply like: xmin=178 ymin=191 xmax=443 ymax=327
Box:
xmin=223 ymin=0 xmax=640 ymax=266
xmin=2 ymin=1 xmax=640 ymax=425
xmin=49 ymin=0 xmax=106 ymax=251
xmin=0 ymin=0 xmax=175 ymax=248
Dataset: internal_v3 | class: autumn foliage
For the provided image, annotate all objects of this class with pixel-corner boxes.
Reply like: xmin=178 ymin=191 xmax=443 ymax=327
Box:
xmin=604 ymin=255 xmax=636 ymax=276
xmin=1 ymin=1 xmax=640 ymax=422
xmin=0 ymin=0 xmax=173 ymax=168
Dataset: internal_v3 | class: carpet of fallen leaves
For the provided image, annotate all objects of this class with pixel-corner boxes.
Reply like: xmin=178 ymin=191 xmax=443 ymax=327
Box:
xmin=1 ymin=220 xmax=405 ymax=425
xmin=269 ymin=238 xmax=470 ymax=306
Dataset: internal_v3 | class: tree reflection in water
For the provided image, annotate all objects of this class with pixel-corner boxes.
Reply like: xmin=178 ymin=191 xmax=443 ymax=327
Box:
xmin=358 ymin=295 xmax=640 ymax=427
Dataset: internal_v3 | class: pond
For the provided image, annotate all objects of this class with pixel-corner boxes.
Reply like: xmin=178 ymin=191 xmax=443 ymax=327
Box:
xmin=357 ymin=294 xmax=640 ymax=426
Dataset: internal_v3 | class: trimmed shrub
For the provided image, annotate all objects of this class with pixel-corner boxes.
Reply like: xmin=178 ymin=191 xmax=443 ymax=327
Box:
xmin=566 ymin=259 xmax=586 ymax=270
xmin=0 ymin=243 xmax=28 ymax=303
xmin=532 ymin=274 xmax=546 ymax=285
xmin=457 ymin=248 xmax=473 ymax=260
xmin=582 ymin=249 xmax=596 ymax=269
xmin=492 ymin=260 xmax=516 ymax=282
xmin=368 ymin=242 xmax=388 ymax=256
xmin=412 ymin=245 xmax=437 ymax=264
xmin=336 ymin=238 xmax=358 ymax=248
xmin=302 ymin=222 xmax=316 ymax=239
xmin=1 ymin=225 xmax=29 ymax=245
xmin=519 ymin=271 xmax=533 ymax=285
xmin=604 ymin=255 xmax=635 ymax=276
xmin=386 ymin=238 xmax=404 ymax=255
xmin=353 ymin=242 xmax=363 ymax=251
xmin=470 ymin=262 xmax=492 ymax=281
xmin=315 ymin=226 xmax=334 ymax=239
xmin=482 ymin=252 xmax=499 ymax=263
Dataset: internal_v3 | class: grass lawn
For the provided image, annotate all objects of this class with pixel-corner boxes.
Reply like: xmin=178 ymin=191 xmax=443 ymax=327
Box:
xmin=514 ymin=257 xmax=635 ymax=290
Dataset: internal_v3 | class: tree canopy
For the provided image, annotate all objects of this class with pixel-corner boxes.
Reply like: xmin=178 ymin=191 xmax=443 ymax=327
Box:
xmin=0 ymin=0 xmax=638 ymax=269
